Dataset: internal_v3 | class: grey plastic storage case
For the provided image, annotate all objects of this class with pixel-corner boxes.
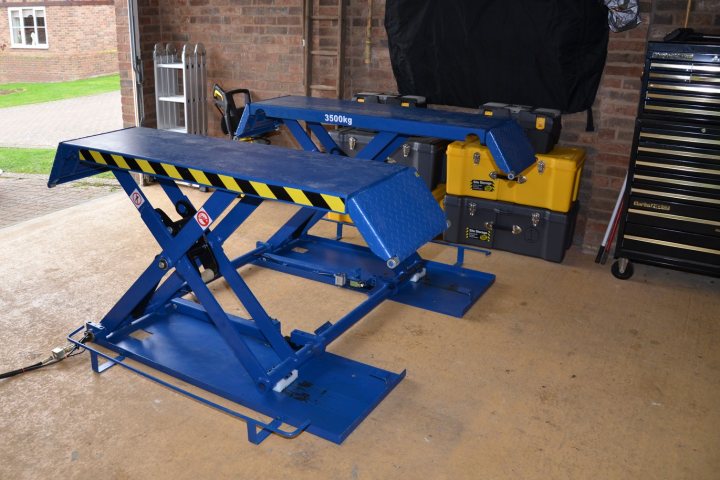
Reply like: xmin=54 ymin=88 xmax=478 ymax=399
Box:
xmin=443 ymin=195 xmax=578 ymax=263
xmin=328 ymin=127 xmax=448 ymax=190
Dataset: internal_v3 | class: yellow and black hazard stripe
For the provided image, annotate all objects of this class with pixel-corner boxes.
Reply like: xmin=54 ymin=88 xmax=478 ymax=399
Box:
xmin=78 ymin=149 xmax=346 ymax=213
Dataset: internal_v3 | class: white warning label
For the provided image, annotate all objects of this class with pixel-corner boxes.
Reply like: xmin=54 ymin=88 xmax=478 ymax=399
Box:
xmin=130 ymin=189 xmax=144 ymax=209
xmin=194 ymin=208 xmax=212 ymax=229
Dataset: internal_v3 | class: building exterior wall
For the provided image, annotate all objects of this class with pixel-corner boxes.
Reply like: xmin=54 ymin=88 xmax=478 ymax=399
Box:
xmin=115 ymin=0 xmax=720 ymax=251
xmin=0 ymin=1 xmax=118 ymax=83
xmin=114 ymin=0 xmax=135 ymax=126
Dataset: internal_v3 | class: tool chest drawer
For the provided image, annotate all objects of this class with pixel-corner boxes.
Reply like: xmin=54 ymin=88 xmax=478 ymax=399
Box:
xmin=641 ymin=42 xmax=720 ymax=123
xmin=635 ymin=121 xmax=720 ymax=177
xmin=629 ymin=177 xmax=720 ymax=207
xmin=626 ymin=195 xmax=720 ymax=238
xmin=619 ymin=222 xmax=720 ymax=271
xmin=618 ymin=121 xmax=720 ymax=275
xmin=629 ymin=120 xmax=720 ymax=214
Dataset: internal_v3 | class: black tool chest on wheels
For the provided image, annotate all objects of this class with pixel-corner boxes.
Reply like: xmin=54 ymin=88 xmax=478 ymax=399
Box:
xmin=613 ymin=34 xmax=720 ymax=279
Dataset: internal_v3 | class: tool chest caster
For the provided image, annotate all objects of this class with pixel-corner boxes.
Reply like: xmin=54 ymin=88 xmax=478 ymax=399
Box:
xmin=611 ymin=258 xmax=634 ymax=280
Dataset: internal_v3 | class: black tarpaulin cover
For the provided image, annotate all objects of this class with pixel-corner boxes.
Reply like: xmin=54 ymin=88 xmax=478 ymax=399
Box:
xmin=385 ymin=0 xmax=609 ymax=113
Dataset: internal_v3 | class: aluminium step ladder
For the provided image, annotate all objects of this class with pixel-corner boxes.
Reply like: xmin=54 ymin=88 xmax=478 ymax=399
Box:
xmin=153 ymin=43 xmax=208 ymax=135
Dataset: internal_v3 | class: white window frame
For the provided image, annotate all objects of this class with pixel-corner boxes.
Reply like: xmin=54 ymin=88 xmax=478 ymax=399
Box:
xmin=8 ymin=7 xmax=48 ymax=49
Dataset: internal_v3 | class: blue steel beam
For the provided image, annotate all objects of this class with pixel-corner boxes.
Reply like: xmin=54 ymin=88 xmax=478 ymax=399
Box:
xmin=97 ymin=171 xmax=238 ymax=334
xmin=50 ymin=128 xmax=446 ymax=266
xmin=236 ymin=95 xmax=537 ymax=174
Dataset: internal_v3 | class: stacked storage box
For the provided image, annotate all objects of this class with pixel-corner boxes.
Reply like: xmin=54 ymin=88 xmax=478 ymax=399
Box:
xmin=352 ymin=92 xmax=427 ymax=108
xmin=327 ymin=92 xmax=444 ymax=224
xmin=443 ymin=139 xmax=585 ymax=262
xmin=481 ymin=103 xmax=562 ymax=154
xmin=327 ymin=127 xmax=449 ymax=224
xmin=328 ymin=128 xmax=447 ymax=190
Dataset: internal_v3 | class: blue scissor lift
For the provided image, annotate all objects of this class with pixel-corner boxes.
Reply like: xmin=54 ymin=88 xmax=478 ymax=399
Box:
xmin=50 ymin=97 xmax=535 ymax=445
xmin=236 ymin=95 xmax=537 ymax=266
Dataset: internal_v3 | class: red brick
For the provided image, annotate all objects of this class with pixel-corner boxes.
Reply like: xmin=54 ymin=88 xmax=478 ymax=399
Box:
xmin=0 ymin=3 xmax=118 ymax=82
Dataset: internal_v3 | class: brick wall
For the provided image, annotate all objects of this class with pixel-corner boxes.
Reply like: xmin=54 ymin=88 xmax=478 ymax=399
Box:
xmin=118 ymin=0 xmax=305 ymax=134
xmin=0 ymin=2 xmax=119 ymax=82
xmin=558 ymin=3 xmax=654 ymax=251
xmin=562 ymin=0 xmax=720 ymax=251
xmin=342 ymin=0 xmax=395 ymax=96
xmin=650 ymin=0 xmax=720 ymax=40
xmin=117 ymin=0 xmax=720 ymax=251
xmin=114 ymin=0 xmax=135 ymax=125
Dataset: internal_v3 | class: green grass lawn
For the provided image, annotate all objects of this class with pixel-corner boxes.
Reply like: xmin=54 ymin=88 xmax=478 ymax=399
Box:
xmin=0 ymin=74 xmax=120 ymax=109
xmin=0 ymin=147 xmax=113 ymax=179
xmin=0 ymin=147 xmax=56 ymax=173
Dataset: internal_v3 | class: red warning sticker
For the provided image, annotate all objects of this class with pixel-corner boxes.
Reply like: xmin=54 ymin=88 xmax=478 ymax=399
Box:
xmin=130 ymin=189 xmax=144 ymax=209
xmin=195 ymin=208 xmax=212 ymax=229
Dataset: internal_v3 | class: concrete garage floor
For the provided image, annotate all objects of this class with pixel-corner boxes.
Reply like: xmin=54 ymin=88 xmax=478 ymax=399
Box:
xmin=0 ymin=185 xmax=718 ymax=480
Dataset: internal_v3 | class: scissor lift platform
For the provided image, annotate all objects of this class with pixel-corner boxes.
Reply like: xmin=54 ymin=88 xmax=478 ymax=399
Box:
xmin=51 ymin=127 xmax=494 ymax=444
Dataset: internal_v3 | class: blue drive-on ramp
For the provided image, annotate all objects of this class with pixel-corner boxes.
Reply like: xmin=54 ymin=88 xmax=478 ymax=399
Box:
xmin=236 ymin=95 xmax=537 ymax=174
xmin=49 ymin=127 xmax=446 ymax=264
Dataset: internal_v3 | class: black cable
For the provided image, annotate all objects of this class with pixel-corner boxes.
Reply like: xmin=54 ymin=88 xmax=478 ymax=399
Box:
xmin=0 ymin=331 xmax=91 ymax=380
xmin=66 ymin=348 xmax=86 ymax=358
xmin=0 ymin=362 xmax=43 ymax=379
xmin=0 ymin=358 xmax=61 ymax=379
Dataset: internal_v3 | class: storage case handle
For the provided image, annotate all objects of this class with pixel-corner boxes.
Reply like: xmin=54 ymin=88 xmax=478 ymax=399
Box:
xmin=489 ymin=171 xmax=527 ymax=184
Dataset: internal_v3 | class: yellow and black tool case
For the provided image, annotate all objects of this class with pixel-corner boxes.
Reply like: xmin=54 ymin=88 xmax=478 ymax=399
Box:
xmin=481 ymin=103 xmax=562 ymax=154
xmin=352 ymin=92 xmax=427 ymax=108
xmin=443 ymin=195 xmax=578 ymax=263
xmin=446 ymin=139 xmax=585 ymax=213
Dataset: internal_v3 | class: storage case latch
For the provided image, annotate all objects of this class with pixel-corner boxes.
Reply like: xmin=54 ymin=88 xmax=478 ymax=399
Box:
xmin=537 ymin=160 xmax=545 ymax=174
xmin=531 ymin=212 xmax=540 ymax=227
xmin=473 ymin=152 xmax=481 ymax=165
xmin=402 ymin=143 xmax=411 ymax=158
xmin=468 ymin=201 xmax=477 ymax=217
xmin=349 ymin=136 xmax=357 ymax=151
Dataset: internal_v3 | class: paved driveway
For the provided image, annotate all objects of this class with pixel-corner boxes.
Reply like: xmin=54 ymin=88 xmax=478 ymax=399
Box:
xmin=0 ymin=91 xmax=124 ymax=148
xmin=0 ymin=90 xmax=125 ymax=228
